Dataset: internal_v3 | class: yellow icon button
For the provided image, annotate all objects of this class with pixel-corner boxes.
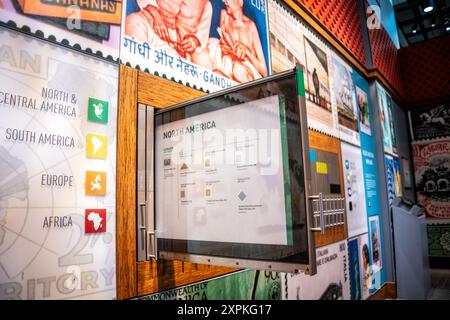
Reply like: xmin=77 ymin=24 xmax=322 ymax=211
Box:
xmin=86 ymin=133 xmax=107 ymax=159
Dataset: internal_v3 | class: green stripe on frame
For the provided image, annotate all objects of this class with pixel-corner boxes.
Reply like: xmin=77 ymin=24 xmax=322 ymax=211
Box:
xmin=296 ymin=68 xmax=306 ymax=97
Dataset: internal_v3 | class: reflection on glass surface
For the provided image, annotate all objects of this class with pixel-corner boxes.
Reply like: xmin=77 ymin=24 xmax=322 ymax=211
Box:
xmin=155 ymin=71 xmax=309 ymax=265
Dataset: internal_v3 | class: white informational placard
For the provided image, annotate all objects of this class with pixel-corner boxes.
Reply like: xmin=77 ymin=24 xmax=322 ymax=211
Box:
xmin=0 ymin=28 xmax=117 ymax=299
xmin=155 ymin=95 xmax=292 ymax=245
xmin=283 ymin=240 xmax=350 ymax=300
xmin=340 ymin=142 xmax=368 ymax=238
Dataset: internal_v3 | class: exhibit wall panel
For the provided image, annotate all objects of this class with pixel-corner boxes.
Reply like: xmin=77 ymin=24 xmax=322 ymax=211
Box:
xmin=353 ymin=71 xmax=387 ymax=288
xmin=266 ymin=4 xmax=395 ymax=297
xmin=0 ymin=0 xmax=411 ymax=300
xmin=368 ymin=79 xmax=393 ymax=284
xmin=266 ymin=1 xmax=390 ymax=296
xmin=393 ymin=102 xmax=415 ymax=203
xmin=0 ymin=27 xmax=118 ymax=300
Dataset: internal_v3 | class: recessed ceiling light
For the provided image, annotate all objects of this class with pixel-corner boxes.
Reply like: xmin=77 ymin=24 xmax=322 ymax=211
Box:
xmin=429 ymin=16 xmax=437 ymax=28
xmin=422 ymin=0 xmax=435 ymax=13
xmin=446 ymin=26 xmax=450 ymax=32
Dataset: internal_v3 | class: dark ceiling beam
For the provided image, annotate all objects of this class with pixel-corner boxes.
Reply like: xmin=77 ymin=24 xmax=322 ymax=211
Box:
xmin=413 ymin=4 xmax=430 ymax=41
xmin=437 ymin=0 xmax=448 ymax=34
xmin=394 ymin=6 xmax=413 ymax=45
xmin=397 ymin=15 xmax=435 ymax=25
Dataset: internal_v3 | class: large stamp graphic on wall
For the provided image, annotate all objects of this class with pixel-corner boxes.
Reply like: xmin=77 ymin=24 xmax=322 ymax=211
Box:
xmin=377 ymin=84 xmax=397 ymax=156
xmin=413 ymin=139 xmax=450 ymax=219
xmin=268 ymin=0 xmax=305 ymax=74
xmin=409 ymin=104 xmax=450 ymax=141
xmin=356 ymin=85 xmax=371 ymax=136
xmin=0 ymin=28 xmax=117 ymax=299
xmin=331 ymin=55 xmax=359 ymax=146
xmin=139 ymin=270 xmax=282 ymax=300
xmin=0 ymin=0 xmax=121 ymax=60
xmin=121 ymin=0 xmax=271 ymax=92
xmin=427 ymin=224 xmax=450 ymax=257
xmin=283 ymin=240 xmax=350 ymax=300
xmin=348 ymin=233 xmax=371 ymax=300
xmin=304 ymin=37 xmax=336 ymax=136
xmin=268 ymin=0 xmax=338 ymax=136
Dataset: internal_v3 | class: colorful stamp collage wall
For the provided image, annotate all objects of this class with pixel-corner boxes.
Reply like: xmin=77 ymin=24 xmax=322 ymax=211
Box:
xmin=409 ymin=103 xmax=450 ymax=258
xmin=0 ymin=0 xmax=407 ymax=299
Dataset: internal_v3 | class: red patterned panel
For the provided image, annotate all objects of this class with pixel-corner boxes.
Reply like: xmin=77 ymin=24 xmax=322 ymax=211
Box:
xmin=368 ymin=26 xmax=404 ymax=97
xmin=297 ymin=0 xmax=366 ymax=66
xmin=398 ymin=35 xmax=450 ymax=105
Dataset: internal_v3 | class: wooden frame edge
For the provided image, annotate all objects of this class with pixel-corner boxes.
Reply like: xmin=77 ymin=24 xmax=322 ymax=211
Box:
xmin=368 ymin=282 xmax=397 ymax=300
xmin=116 ymin=65 xmax=138 ymax=300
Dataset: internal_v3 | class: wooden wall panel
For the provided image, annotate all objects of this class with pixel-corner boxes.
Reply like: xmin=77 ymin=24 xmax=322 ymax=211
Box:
xmin=138 ymin=72 xmax=205 ymax=108
xmin=116 ymin=65 xmax=138 ymax=300
xmin=367 ymin=282 xmax=397 ymax=300
xmin=137 ymin=261 xmax=237 ymax=296
xmin=308 ymin=130 xmax=348 ymax=247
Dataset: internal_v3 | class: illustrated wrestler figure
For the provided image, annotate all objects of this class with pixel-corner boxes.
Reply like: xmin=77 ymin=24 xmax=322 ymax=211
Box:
xmin=125 ymin=0 xmax=212 ymax=61
xmin=203 ymin=0 xmax=268 ymax=83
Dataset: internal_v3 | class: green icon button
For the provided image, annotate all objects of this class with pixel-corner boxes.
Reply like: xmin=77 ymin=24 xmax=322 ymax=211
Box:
xmin=88 ymin=97 xmax=109 ymax=124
